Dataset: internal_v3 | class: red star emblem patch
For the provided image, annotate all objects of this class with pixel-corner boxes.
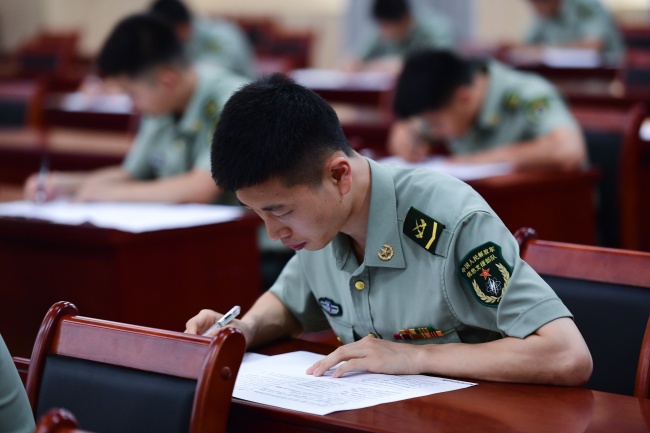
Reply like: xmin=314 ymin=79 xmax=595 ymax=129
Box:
xmin=480 ymin=268 xmax=491 ymax=279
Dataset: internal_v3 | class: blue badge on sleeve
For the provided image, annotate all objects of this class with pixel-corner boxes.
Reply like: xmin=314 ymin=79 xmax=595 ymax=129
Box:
xmin=319 ymin=298 xmax=342 ymax=317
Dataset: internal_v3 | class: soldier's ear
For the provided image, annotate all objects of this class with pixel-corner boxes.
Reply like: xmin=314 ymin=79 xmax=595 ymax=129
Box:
xmin=326 ymin=156 xmax=352 ymax=196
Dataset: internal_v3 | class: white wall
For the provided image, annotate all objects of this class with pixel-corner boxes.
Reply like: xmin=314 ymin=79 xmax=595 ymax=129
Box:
xmin=1 ymin=0 xmax=649 ymax=67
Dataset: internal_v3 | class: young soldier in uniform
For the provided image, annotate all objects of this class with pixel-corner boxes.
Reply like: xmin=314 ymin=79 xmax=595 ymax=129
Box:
xmin=24 ymin=14 xmax=248 ymax=203
xmin=185 ymin=74 xmax=593 ymax=385
xmin=348 ymin=0 xmax=454 ymax=72
xmin=523 ymin=0 xmax=625 ymax=64
xmin=150 ymin=0 xmax=256 ymax=79
xmin=388 ymin=50 xmax=586 ymax=170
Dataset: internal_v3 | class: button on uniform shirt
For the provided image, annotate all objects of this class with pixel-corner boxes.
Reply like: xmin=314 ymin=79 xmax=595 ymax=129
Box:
xmin=123 ymin=64 xmax=249 ymax=180
xmin=270 ymin=158 xmax=572 ymax=345
xmin=525 ymin=0 xmax=625 ymax=63
xmin=446 ymin=60 xmax=579 ymax=156
xmin=188 ymin=18 xmax=256 ymax=79
xmin=360 ymin=12 xmax=455 ymax=62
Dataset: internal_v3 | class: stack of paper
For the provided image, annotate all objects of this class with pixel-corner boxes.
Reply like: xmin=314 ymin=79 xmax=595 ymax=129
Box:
xmin=233 ymin=351 xmax=475 ymax=415
xmin=379 ymin=156 xmax=513 ymax=181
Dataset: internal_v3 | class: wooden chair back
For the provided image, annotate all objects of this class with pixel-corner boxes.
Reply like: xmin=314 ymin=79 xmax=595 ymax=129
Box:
xmin=515 ymin=228 xmax=650 ymax=397
xmin=0 ymin=79 xmax=44 ymax=128
xmin=618 ymin=102 xmax=650 ymax=252
xmin=26 ymin=301 xmax=245 ymax=433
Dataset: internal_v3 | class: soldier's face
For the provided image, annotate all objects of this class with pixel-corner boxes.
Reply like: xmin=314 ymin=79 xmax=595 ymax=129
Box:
xmin=235 ymin=163 xmax=352 ymax=252
xmin=114 ymin=72 xmax=178 ymax=116
xmin=421 ymin=88 xmax=475 ymax=139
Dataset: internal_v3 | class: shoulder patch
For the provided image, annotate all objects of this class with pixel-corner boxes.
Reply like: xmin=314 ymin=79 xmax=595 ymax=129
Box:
xmin=204 ymin=99 xmax=219 ymax=119
xmin=525 ymin=97 xmax=549 ymax=123
xmin=502 ymin=90 xmax=521 ymax=111
xmin=403 ymin=207 xmax=445 ymax=255
xmin=458 ymin=241 xmax=513 ymax=307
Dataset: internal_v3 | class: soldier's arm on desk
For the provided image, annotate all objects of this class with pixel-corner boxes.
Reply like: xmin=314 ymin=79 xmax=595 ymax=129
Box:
xmin=308 ymin=317 xmax=592 ymax=386
xmin=23 ymin=165 xmax=126 ymax=202
xmin=185 ymin=291 xmax=303 ymax=348
xmin=73 ymin=167 xmax=219 ymax=203
xmin=449 ymin=127 xmax=586 ymax=171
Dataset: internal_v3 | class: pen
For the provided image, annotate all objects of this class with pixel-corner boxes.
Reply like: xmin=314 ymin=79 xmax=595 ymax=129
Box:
xmin=35 ymin=157 xmax=49 ymax=204
xmin=202 ymin=305 xmax=241 ymax=336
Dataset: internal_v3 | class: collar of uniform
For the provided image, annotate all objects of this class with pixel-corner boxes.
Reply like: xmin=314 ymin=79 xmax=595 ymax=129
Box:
xmin=176 ymin=64 xmax=210 ymax=135
xmin=363 ymin=158 xmax=405 ymax=269
xmin=330 ymin=159 xmax=406 ymax=270
xmin=475 ymin=60 xmax=506 ymax=131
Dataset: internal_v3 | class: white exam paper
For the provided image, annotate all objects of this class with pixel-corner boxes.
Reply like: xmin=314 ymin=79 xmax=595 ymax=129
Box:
xmin=0 ymin=201 xmax=244 ymax=233
xmin=233 ymin=351 xmax=475 ymax=415
xmin=379 ymin=156 xmax=513 ymax=181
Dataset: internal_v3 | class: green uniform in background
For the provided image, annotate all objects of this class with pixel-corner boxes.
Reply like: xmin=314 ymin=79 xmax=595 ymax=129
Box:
xmin=123 ymin=63 xmax=249 ymax=181
xmin=0 ymin=334 xmax=34 ymax=433
xmin=525 ymin=0 xmax=625 ymax=64
xmin=270 ymin=158 xmax=571 ymax=345
xmin=188 ymin=18 xmax=256 ymax=79
xmin=361 ymin=12 xmax=455 ymax=62
xmin=447 ymin=61 xmax=579 ymax=156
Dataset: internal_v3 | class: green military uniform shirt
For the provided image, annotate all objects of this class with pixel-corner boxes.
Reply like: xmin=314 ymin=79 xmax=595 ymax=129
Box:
xmin=0 ymin=335 xmax=34 ymax=433
xmin=447 ymin=60 xmax=579 ymax=156
xmin=270 ymin=158 xmax=572 ymax=345
xmin=188 ymin=18 xmax=256 ymax=79
xmin=361 ymin=12 xmax=455 ymax=62
xmin=123 ymin=63 xmax=249 ymax=180
xmin=525 ymin=0 xmax=625 ymax=64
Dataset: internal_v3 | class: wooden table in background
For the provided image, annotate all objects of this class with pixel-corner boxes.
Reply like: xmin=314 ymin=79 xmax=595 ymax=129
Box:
xmin=0 ymin=214 xmax=262 ymax=358
xmin=227 ymin=338 xmax=650 ymax=433
xmin=0 ymin=127 xmax=131 ymax=184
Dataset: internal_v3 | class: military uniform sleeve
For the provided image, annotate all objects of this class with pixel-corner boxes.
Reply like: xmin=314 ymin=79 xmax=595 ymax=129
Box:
xmin=416 ymin=15 xmax=455 ymax=50
xmin=359 ymin=32 xmax=386 ymax=62
xmin=0 ymin=335 xmax=35 ymax=433
xmin=269 ymin=254 xmax=331 ymax=332
xmin=520 ymin=81 xmax=579 ymax=137
xmin=122 ymin=117 xmax=158 ymax=179
xmin=203 ymin=23 xmax=256 ymax=79
xmin=444 ymin=211 xmax=572 ymax=339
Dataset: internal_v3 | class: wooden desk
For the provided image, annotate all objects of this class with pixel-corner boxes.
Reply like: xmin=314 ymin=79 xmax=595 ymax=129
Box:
xmin=0 ymin=127 xmax=130 ymax=184
xmin=0 ymin=214 xmax=262 ymax=358
xmin=291 ymin=69 xmax=396 ymax=108
xmin=43 ymin=92 xmax=138 ymax=132
xmin=227 ymin=339 xmax=650 ymax=433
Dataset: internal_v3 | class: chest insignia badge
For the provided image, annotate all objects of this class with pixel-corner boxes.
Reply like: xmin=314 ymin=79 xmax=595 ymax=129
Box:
xmin=318 ymin=297 xmax=342 ymax=317
xmin=378 ymin=244 xmax=394 ymax=261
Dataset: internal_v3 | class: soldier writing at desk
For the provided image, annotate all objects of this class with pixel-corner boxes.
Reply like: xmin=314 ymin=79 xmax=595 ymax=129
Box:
xmin=185 ymin=74 xmax=593 ymax=385
xmin=24 ymin=14 xmax=248 ymax=203
xmin=387 ymin=49 xmax=586 ymax=170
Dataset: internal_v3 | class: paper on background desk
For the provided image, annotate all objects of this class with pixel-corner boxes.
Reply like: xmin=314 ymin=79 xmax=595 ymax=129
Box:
xmin=0 ymin=201 xmax=244 ymax=233
xmin=233 ymin=351 xmax=475 ymax=416
xmin=379 ymin=156 xmax=513 ymax=181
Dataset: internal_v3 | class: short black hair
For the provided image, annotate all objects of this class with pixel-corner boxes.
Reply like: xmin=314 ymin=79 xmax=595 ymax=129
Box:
xmin=372 ymin=0 xmax=410 ymax=22
xmin=211 ymin=73 xmax=354 ymax=191
xmin=393 ymin=50 xmax=476 ymax=118
xmin=97 ymin=13 xmax=187 ymax=78
xmin=150 ymin=0 xmax=192 ymax=26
